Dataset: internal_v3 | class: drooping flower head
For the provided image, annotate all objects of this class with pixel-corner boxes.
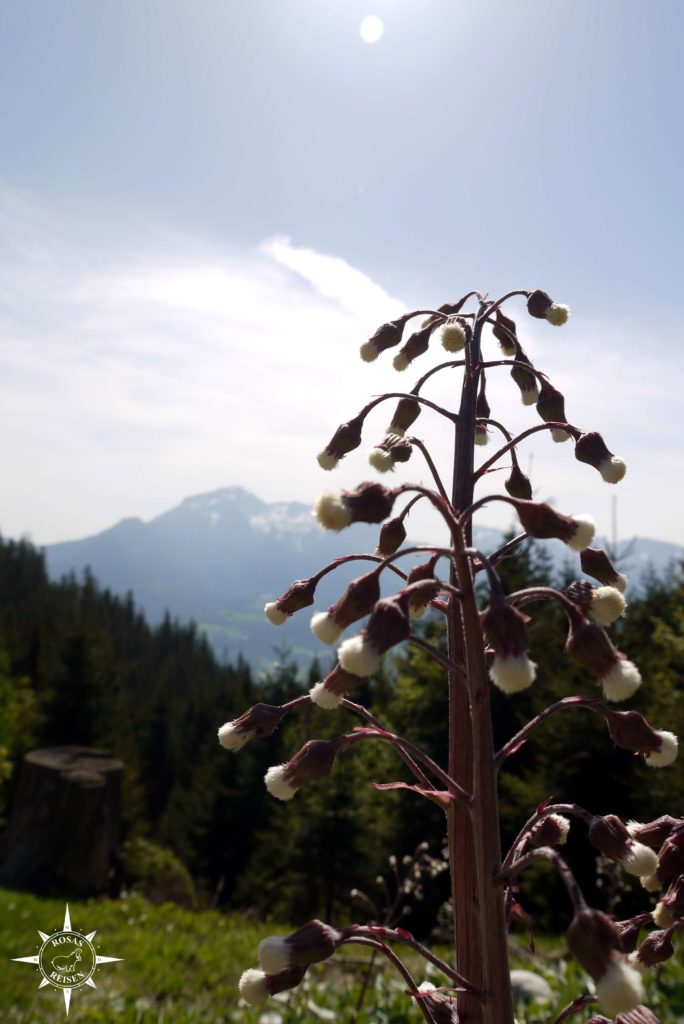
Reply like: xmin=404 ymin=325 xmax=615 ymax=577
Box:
xmin=265 ymin=737 xmax=351 ymax=800
xmin=481 ymin=600 xmax=537 ymax=694
xmin=511 ymin=499 xmax=596 ymax=551
xmin=574 ymin=431 xmax=627 ymax=484
xmin=218 ymin=703 xmax=285 ymax=751
xmin=368 ymin=434 xmax=413 ymax=473
xmin=313 ymin=481 xmax=396 ymax=531
xmin=491 ymin=307 xmax=518 ymax=356
xmin=257 ymin=920 xmax=341 ymax=974
xmin=527 ymin=289 xmax=570 ymax=326
xmin=566 ymin=579 xmax=626 ymax=626
xmin=566 ymin=908 xmax=644 ymax=1017
xmin=536 ymin=380 xmax=572 ymax=442
xmin=264 ymin=576 xmax=318 ymax=625
xmin=317 ymin=413 xmax=365 ymax=470
xmin=338 ymin=594 xmax=411 ymax=677
xmin=238 ymin=965 xmax=308 ymax=1005
xmin=309 ymin=664 xmax=367 ymax=709
xmin=360 ymin=315 xmax=412 ymax=362
xmin=566 ymin=619 xmax=642 ymax=701
xmin=588 ymin=814 xmax=658 ymax=877
xmin=580 ymin=547 xmax=628 ymax=593
xmin=310 ymin=568 xmax=381 ymax=645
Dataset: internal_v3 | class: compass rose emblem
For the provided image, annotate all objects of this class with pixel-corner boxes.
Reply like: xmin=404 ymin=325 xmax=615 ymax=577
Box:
xmin=11 ymin=903 xmax=123 ymax=1014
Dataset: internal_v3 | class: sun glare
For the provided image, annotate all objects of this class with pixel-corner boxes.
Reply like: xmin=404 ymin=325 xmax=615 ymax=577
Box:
xmin=359 ymin=15 xmax=384 ymax=44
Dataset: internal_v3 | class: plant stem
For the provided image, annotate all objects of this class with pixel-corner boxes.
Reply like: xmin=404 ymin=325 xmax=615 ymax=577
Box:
xmin=447 ymin=300 xmax=514 ymax=1024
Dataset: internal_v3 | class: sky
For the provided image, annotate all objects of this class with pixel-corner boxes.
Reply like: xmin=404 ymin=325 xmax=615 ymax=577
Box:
xmin=0 ymin=0 xmax=682 ymax=549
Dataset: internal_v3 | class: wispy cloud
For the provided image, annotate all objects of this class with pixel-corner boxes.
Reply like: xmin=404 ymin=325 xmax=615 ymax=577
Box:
xmin=0 ymin=183 xmax=681 ymax=549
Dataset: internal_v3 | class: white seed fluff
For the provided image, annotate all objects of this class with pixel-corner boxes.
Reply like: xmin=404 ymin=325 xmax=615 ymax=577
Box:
xmin=567 ymin=514 xmax=596 ymax=552
xmin=393 ymin=352 xmax=410 ymax=372
xmin=265 ymin=765 xmax=297 ymax=801
xmin=653 ymin=900 xmax=674 ymax=928
xmin=239 ymin=968 xmax=269 ymax=1005
xmin=621 ymin=841 xmax=659 ymax=877
xmin=645 ymin=730 xmax=679 ymax=768
xmin=489 ymin=654 xmax=537 ymax=694
xmin=257 ymin=936 xmax=290 ymax=974
xmin=310 ymin=611 xmax=344 ymax=645
xmin=440 ymin=322 xmax=467 ymax=352
xmin=588 ymin=586 xmax=626 ymax=626
xmin=369 ymin=448 xmax=395 ymax=473
xmin=640 ymin=873 xmax=662 ymax=892
xmin=360 ymin=340 xmax=379 ymax=362
xmin=309 ymin=681 xmax=343 ymax=710
xmin=313 ymin=493 xmax=352 ymax=531
xmin=613 ymin=573 xmax=628 ymax=594
xmin=338 ymin=635 xmax=381 ymax=678
xmin=599 ymin=455 xmax=627 ymax=484
xmin=264 ymin=602 xmax=288 ymax=625
xmin=217 ymin=722 xmax=251 ymax=751
xmin=595 ymin=959 xmax=644 ymax=1017
xmin=317 ymin=450 xmax=339 ymax=471
xmin=601 ymin=660 xmax=642 ymax=702
xmin=545 ymin=303 xmax=570 ymax=326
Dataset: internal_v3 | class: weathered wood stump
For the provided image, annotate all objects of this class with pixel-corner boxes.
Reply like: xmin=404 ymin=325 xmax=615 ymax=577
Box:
xmin=0 ymin=746 xmax=123 ymax=893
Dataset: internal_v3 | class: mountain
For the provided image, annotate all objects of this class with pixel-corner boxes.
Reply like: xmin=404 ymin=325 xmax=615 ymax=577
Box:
xmin=43 ymin=486 xmax=683 ymax=673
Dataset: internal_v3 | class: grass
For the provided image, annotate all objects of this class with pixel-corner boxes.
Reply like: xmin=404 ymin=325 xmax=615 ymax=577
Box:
xmin=0 ymin=888 xmax=681 ymax=1023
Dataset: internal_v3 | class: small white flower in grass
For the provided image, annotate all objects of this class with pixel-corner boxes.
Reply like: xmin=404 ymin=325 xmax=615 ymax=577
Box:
xmin=317 ymin=451 xmax=339 ymax=471
xmin=622 ymin=842 xmax=658 ymax=877
xmin=393 ymin=352 xmax=409 ymax=372
xmin=599 ymin=455 xmax=627 ymax=484
xmin=338 ymin=634 xmax=381 ymax=678
xmin=489 ymin=654 xmax=537 ymax=694
xmin=440 ymin=321 xmax=467 ymax=352
xmin=239 ymin=968 xmax=269 ymax=1005
xmin=313 ymin=493 xmax=352 ymax=531
xmin=360 ymin=340 xmax=379 ymax=362
xmin=601 ymin=660 xmax=642 ymax=702
xmin=264 ymin=602 xmax=288 ymax=626
xmin=645 ymin=730 xmax=678 ymax=767
xmin=595 ymin=959 xmax=644 ymax=1017
xmin=309 ymin=681 xmax=342 ymax=710
xmin=545 ymin=303 xmax=570 ymax=326
xmin=310 ymin=612 xmax=344 ymax=645
xmin=217 ymin=722 xmax=251 ymax=751
xmin=265 ymin=765 xmax=297 ymax=801
xmin=368 ymin=448 xmax=394 ymax=473
xmin=258 ymin=937 xmax=290 ymax=975
xmin=567 ymin=514 xmax=596 ymax=552
xmin=588 ymin=586 xmax=626 ymax=627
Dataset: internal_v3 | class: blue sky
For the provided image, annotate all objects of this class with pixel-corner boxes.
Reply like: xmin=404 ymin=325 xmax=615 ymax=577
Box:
xmin=0 ymin=0 xmax=682 ymax=547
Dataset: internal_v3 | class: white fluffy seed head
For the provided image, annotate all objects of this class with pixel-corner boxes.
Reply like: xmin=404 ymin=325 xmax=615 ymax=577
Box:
xmin=567 ymin=514 xmax=596 ymax=552
xmin=393 ymin=352 xmax=409 ymax=372
xmin=546 ymin=303 xmax=570 ymax=326
xmin=440 ymin=322 xmax=467 ymax=353
xmin=338 ymin=634 xmax=381 ymax=678
xmin=653 ymin=900 xmax=674 ymax=928
xmin=309 ymin=681 xmax=343 ymax=710
xmin=265 ymin=765 xmax=297 ymax=801
xmin=360 ymin=340 xmax=379 ymax=362
xmin=645 ymin=730 xmax=679 ymax=768
xmin=368 ymin=448 xmax=394 ymax=473
xmin=640 ymin=873 xmax=661 ymax=892
xmin=313 ymin=493 xmax=352 ymax=531
xmin=588 ymin=586 xmax=627 ymax=626
xmin=599 ymin=455 xmax=627 ymax=484
xmin=521 ymin=384 xmax=540 ymax=406
xmin=264 ymin=601 xmax=288 ymax=625
xmin=239 ymin=968 xmax=269 ymax=1005
xmin=310 ymin=611 xmax=344 ymax=645
xmin=257 ymin=936 xmax=290 ymax=974
xmin=548 ymin=813 xmax=571 ymax=845
xmin=621 ymin=841 xmax=659 ymax=877
xmin=317 ymin=450 xmax=339 ymax=471
xmin=489 ymin=654 xmax=537 ymax=694
xmin=601 ymin=660 xmax=642 ymax=702
xmin=595 ymin=959 xmax=644 ymax=1018
xmin=551 ymin=427 xmax=571 ymax=443
xmin=614 ymin=573 xmax=628 ymax=594
xmin=217 ymin=722 xmax=251 ymax=751
xmin=418 ymin=981 xmax=437 ymax=994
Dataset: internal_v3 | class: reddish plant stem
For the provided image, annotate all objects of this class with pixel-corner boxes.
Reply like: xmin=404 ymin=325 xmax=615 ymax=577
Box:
xmin=447 ymin=300 xmax=514 ymax=1024
xmin=340 ymin=936 xmax=437 ymax=1024
xmin=342 ymin=925 xmax=483 ymax=993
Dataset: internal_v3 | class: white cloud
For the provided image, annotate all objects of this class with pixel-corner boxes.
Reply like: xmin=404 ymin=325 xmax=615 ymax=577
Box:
xmin=0 ymin=182 xmax=681 ymax=550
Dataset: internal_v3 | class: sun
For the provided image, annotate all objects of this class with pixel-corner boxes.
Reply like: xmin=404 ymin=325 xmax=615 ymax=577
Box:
xmin=359 ymin=15 xmax=384 ymax=44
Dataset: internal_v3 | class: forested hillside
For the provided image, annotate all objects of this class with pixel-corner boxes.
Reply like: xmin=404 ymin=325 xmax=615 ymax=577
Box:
xmin=0 ymin=534 xmax=682 ymax=934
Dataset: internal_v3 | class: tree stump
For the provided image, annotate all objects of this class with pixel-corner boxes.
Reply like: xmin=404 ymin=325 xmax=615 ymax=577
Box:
xmin=0 ymin=746 xmax=123 ymax=894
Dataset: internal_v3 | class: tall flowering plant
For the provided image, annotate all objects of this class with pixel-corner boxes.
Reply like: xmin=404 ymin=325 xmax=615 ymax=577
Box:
xmin=220 ymin=289 xmax=681 ymax=1024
